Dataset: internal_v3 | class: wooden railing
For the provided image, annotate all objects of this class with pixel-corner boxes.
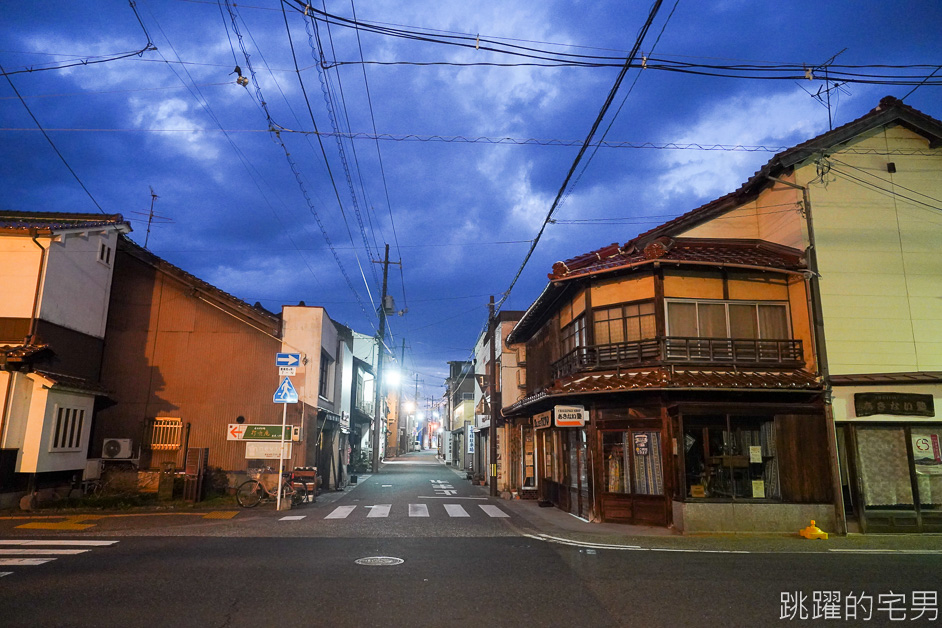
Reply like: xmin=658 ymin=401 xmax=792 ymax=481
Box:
xmin=551 ymin=337 xmax=804 ymax=379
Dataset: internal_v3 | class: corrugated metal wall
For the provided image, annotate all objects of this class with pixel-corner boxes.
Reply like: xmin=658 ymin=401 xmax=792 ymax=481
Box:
xmin=96 ymin=250 xmax=311 ymax=472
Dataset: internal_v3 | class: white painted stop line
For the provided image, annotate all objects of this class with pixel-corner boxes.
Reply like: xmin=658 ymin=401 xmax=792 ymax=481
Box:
xmin=0 ymin=558 xmax=56 ymax=566
xmin=0 ymin=540 xmax=117 ymax=546
xmin=367 ymin=504 xmax=391 ymax=518
xmin=444 ymin=504 xmax=469 ymax=517
xmin=409 ymin=504 xmax=429 ymax=517
xmin=325 ymin=505 xmax=356 ymax=519
xmin=479 ymin=505 xmax=509 ymax=518
xmin=0 ymin=549 xmax=90 ymax=555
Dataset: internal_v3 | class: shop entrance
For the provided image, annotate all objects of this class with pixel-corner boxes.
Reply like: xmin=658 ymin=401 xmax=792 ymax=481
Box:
xmin=599 ymin=428 xmax=666 ymax=525
xmin=843 ymin=424 xmax=942 ymax=533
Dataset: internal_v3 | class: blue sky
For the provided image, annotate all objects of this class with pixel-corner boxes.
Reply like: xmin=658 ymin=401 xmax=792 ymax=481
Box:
xmin=2 ymin=0 xmax=940 ymax=404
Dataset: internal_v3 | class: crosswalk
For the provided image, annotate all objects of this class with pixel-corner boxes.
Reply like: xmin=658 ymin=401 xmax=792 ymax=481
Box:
xmin=0 ymin=539 xmax=118 ymax=578
xmin=287 ymin=503 xmax=510 ymax=521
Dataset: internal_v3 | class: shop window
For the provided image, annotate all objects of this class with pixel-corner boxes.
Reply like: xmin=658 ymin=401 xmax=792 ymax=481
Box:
xmin=541 ymin=430 xmax=557 ymax=481
xmin=667 ymin=300 xmax=789 ymax=339
xmin=594 ymin=301 xmax=656 ymax=345
xmin=912 ymin=428 xmax=942 ymax=510
xmin=684 ymin=416 xmax=780 ymax=500
xmin=601 ymin=430 xmax=663 ymax=496
xmin=603 ymin=432 xmax=631 ymax=493
xmin=522 ymin=428 xmax=536 ymax=488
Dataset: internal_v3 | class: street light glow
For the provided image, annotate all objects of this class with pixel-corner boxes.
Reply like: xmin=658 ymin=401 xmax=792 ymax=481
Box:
xmin=385 ymin=369 xmax=401 ymax=387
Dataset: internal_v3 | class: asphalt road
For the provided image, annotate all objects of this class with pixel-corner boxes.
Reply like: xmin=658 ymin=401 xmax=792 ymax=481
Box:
xmin=1 ymin=452 xmax=940 ymax=627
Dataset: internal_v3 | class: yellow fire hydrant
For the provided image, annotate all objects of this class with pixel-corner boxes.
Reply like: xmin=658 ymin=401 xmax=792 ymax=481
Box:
xmin=799 ymin=520 xmax=828 ymax=540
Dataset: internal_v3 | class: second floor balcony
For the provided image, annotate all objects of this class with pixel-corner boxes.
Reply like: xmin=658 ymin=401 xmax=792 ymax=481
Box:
xmin=551 ymin=336 xmax=804 ymax=380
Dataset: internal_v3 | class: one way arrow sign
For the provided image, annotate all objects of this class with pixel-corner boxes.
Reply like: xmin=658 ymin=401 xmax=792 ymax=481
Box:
xmin=276 ymin=353 xmax=300 ymax=367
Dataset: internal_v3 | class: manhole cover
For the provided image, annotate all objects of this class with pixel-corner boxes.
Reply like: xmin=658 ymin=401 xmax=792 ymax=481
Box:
xmin=355 ymin=556 xmax=404 ymax=566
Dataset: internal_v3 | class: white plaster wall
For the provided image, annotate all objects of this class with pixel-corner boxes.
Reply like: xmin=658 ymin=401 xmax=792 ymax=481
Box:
xmin=39 ymin=230 xmax=118 ymax=339
xmin=21 ymin=387 xmax=95 ymax=474
xmin=281 ymin=306 xmax=324 ymax=405
xmin=0 ymin=235 xmax=45 ymax=318
xmin=1 ymin=372 xmax=33 ymax=452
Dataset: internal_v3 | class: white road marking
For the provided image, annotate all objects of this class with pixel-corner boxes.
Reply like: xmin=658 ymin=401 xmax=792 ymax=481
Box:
xmin=0 ymin=540 xmax=117 ymax=546
xmin=444 ymin=504 xmax=469 ymax=518
xmin=479 ymin=505 xmax=509 ymax=518
xmin=367 ymin=504 xmax=391 ymax=518
xmin=409 ymin=504 xmax=429 ymax=517
xmin=0 ymin=572 xmax=12 ymax=577
xmin=526 ymin=534 xmax=748 ymax=553
xmin=418 ymin=496 xmax=487 ymax=500
xmin=325 ymin=505 xmax=356 ymax=519
xmin=828 ymin=549 xmax=942 ymax=554
xmin=0 ymin=549 xmax=90 ymax=555
xmin=0 ymin=558 xmax=57 ymax=566
xmin=279 ymin=516 xmax=306 ymax=521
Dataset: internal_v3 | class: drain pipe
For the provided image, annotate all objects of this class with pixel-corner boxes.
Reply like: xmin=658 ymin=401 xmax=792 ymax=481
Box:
xmin=767 ymin=174 xmax=846 ymax=535
xmin=27 ymin=231 xmax=49 ymax=344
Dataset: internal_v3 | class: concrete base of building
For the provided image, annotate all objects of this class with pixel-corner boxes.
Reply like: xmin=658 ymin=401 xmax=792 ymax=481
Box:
xmin=672 ymin=500 xmax=837 ymax=534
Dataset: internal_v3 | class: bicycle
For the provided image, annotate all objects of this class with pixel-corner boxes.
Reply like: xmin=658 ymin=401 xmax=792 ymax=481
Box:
xmin=236 ymin=468 xmax=307 ymax=508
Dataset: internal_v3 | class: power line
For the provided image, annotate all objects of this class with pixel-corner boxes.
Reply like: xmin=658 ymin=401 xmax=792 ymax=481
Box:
xmin=496 ymin=0 xmax=667 ymax=311
xmin=139 ymin=2 xmax=327 ymax=296
xmin=1 ymin=66 xmax=105 ymax=214
xmin=5 ymin=126 xmax=938 ymax=158
xmin=349 ymin=0 xmax=408 ymax=313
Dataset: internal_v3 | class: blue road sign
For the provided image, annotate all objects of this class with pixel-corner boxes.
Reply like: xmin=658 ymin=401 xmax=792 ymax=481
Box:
xmin=273 ymin=377 xmax=299 ymax=404
xmin=276 ymin=353 xmax=301 ymax=367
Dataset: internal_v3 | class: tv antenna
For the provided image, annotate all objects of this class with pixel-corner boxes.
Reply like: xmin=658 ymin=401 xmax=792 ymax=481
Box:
xmin=799 ymin=48 xmax=851 ymax=130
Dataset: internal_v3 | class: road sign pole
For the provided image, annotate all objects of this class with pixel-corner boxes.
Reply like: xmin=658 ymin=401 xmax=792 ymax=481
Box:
xmin=276 ymin=402 xmax=287 ymax=510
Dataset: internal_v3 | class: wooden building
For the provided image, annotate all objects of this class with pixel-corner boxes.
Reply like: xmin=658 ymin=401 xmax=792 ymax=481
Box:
xmin=632 ymin=96 xmax=942 ymax=534
xmin=504 ymin=237 xmax=836 ymax=532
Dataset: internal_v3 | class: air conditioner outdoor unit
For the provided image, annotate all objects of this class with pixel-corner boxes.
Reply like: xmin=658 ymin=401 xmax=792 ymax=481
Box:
xmin=102 ymin=438 xmax=133 ymax=459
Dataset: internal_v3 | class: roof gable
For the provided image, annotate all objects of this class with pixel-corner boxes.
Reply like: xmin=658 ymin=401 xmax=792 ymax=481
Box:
xmin=634 ymin=96 xmax=942 ymax=245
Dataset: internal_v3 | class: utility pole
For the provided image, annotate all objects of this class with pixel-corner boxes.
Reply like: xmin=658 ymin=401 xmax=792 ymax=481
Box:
xmin=413 ymin=373 xmax=420 ymax=449
xmin=395 ymin=337 xmax=406 ymax=457
xmin=370 ymin=244 xmax=391 ymax=473
xmin=488 ymin=295 xmax=498 ymax=497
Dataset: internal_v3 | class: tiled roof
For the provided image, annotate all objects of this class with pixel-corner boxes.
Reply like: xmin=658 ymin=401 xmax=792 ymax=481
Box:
xmin=118 ymin=235 xmax=280 ymax=328
xmin=549 ymin=237 xmax=805 ymax=281
xmin=502 ymin=367 xmax=820 ymax=415
xmin=0 ymin=210 xmax=129 ymax=233
xmin=0 ymin=344 xmax=51 ymax=365
xmin=32 ymin=370 xmax=110 ymax=395
xmin=633 ymin=96 xmax=942 ymax=245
